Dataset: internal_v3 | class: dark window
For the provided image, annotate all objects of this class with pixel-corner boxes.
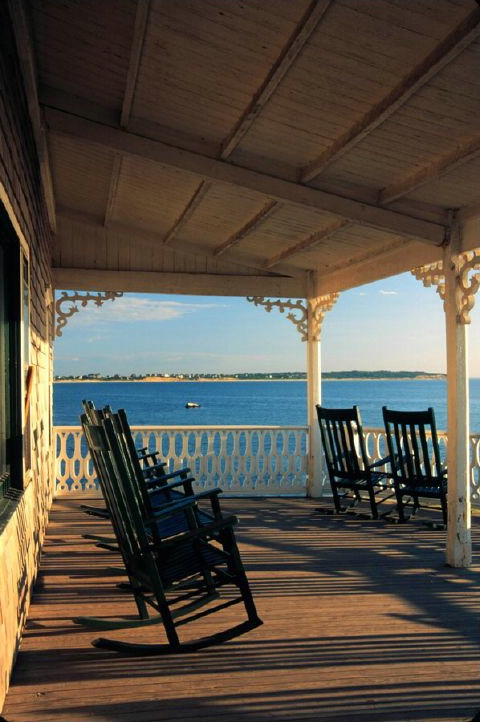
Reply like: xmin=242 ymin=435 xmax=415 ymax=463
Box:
xmin=0 ymin=204 xmax=23 ymax=496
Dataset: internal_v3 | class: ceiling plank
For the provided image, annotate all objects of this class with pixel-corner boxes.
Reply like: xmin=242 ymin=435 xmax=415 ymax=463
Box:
xmin=162 ymin=180 xmax=212 ymax=246
xmin=220 ymin=0 xmax=333 ymax=159
xmin=214 ymin=200 xmax=278 ymax=257
xmin=120 ymin=0 xmax=151 ymax=129
xmin=379 ymin=134 xmax=480 ymax=205
xmin=315 ymin=241 xmax=444 ymax=295
xmin=44 ymin=107 xmax=446 ymax=245
xmin=300 ymin=6 xmax=480 ymax=183
xmin=264 ymin=219 xmax=351 ymax=269
xmin=8 ymin=0 xmax=56 ymax=231
xmin=40 ymin=85 xmax=119 ymax=126
xmin=56 ymin=208 xmax=302 ymax=277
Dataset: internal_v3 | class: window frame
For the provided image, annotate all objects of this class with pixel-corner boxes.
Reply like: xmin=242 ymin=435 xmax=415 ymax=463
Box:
xmin=0 ymin=203 xmax=27 ymax=498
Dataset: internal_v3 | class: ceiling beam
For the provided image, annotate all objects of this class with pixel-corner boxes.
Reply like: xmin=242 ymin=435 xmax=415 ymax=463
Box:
xmin=300 ymin=6 xmax=480 ymax=183
xmin=163 ymin=180 xmax=211 ymax=246
xmin=104 ymin=154 xmax=123 ymax=226
xmin=52 ymin=267 xmax=307 ymax=298
xmin=120 ymin=0 xmax=151 ymax=128
xmin=220 ymin=0 xmax=333 ymax=159
xmin=459 ymin=211 xmax=480 ymax=253
xmin=264 ymin=219 xmax=351 ymax=269
xmin=44 ymin=107 xmax=446 ymax=245
xmin=379 ymin=134 xmax=480 ymax=205
xmin=213 ymin=200 xmax=278 ymax=257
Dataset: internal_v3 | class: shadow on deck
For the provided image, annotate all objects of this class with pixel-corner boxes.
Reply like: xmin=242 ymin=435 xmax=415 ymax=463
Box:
xmin=3 ymin=496 xmax=480 ymax=722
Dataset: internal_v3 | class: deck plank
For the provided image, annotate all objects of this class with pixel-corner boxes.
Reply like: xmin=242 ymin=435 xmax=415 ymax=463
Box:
xmin=3 ymin=497 xmax=480 ymax=722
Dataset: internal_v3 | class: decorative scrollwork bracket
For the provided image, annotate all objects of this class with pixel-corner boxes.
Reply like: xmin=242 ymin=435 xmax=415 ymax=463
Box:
xmin=412 ymin=249 xmax=480 ymax=324
xmin=246 ymin=293 xmax=339 ymax=341
xmin=411 ymin=260 xmax=446 ymax=302
xmin=453 ymin=250 xmax=480 ymax=324
xmin=55 ymin=290 xmax=124 ymax=337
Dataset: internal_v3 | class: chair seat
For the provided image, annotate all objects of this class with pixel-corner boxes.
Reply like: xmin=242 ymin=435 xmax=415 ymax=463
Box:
xmin=397 ymin=480 xmax=448 ymax=496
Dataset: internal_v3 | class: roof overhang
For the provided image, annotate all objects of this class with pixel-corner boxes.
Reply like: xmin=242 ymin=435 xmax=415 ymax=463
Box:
xmin=10 ymin=0 xmax=480 ymax=296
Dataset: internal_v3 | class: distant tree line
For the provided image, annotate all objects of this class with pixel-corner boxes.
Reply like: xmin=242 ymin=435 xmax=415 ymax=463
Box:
xmin=54 ymin=370 xmax=445 ymax=381
xmin=322 ymin=370 xmax=445 ymax=379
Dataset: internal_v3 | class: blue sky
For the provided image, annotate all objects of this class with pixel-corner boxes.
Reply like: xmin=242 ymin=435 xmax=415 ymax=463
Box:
xmin=54 ymin=271 xmax=480 ymax=377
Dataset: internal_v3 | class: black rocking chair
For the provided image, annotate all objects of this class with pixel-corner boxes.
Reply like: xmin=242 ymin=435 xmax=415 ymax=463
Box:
xmin=316 ymin=405 xmax=391 ymax=519
xmin=78 ymin=414 xmax=262 ymax=654
xmin=382 ymin=406 xmax=448 ymax=525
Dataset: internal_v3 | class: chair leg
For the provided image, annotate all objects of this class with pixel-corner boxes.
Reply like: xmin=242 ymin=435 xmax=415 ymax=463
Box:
xmin=217 ymin=528 xmax=262 ymax=626
xmin=367 ymin=485 xmax=378 ymax=519
xmin=331 ymin=484 xmax=343 ymax=514
xmin=396 ymin=491 xmax=408 ymax=522
xmin=441 ymin=493 xmax=448 ymax=526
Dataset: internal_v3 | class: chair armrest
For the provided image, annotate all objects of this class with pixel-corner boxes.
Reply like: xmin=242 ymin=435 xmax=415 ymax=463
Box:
xmin=138 ymin=452 xmax=164 ymax=464
xmin=143 ymin=465 xmax=191 ymax=482
xmin=148 ymin=496 xmax=199 ymax=522
xmin=191 ymin=489 xmax=223 ymax=517
xmin=149 ymin=487 xmax=223 ymax=517
xmin=368 ymin=455 xmax=391 ymax=470
xmin=147 ymin=476 xmax=196 ymax=498
xmin=149 ymin=477 xmax=197 ymax=493
xmin=147 ymin=514 xmax=238 ymax=550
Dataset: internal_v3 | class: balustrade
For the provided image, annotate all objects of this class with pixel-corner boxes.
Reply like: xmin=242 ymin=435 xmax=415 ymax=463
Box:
xmin=55 ymin=425 xmax=309 ymax=496
xmin=54 ymin=425 xmax=480 ymax=504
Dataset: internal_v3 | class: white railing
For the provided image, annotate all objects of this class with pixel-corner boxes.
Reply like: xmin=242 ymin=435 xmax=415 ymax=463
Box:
xmin=54 ymin=425 xmax=480 ymax=504
xmin=55 ymin=425 xmax=309 ymax=496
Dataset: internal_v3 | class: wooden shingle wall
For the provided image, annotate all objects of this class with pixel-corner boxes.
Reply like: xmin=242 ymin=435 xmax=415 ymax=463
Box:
xmin=0 ymin=3 xmax=54 ymax=711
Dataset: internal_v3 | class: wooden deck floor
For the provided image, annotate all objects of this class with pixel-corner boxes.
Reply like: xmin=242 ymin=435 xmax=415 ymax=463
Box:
xmin=3 ymin=496 xmax=480 ymax=722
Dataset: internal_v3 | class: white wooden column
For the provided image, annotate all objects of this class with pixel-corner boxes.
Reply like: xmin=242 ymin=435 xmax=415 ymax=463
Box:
xmin=443 ymin=239 xmax=479 ymax=567
xmin=306 ymin=288 xmax=323 ymax=497
xmin=306 ymin=274 xmax=339 ymax=497
xmin=413 ymin=238 xmax=479 ymax=567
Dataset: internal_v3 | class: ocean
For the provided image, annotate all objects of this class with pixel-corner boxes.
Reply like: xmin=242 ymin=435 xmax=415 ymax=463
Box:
xmin=53 ymin=378 xmax=480 ymax=432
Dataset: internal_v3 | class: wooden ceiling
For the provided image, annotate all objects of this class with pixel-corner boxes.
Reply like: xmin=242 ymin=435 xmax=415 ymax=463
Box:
xmin=16 ymin=0 xmax=480 ymax=296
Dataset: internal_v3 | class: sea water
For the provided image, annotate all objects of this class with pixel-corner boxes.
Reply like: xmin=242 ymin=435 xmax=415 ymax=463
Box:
xmin=53 ymin=378 xmax=480 ymax=432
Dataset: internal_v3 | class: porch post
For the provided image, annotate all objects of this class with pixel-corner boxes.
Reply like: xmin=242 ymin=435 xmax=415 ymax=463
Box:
xmin=444 ymin=236 xmax=477 ymax=567
xmin=306 ymin=276 xmax=322 ymax=497
xmin=306 ymin=273 xmax=339 ymax=497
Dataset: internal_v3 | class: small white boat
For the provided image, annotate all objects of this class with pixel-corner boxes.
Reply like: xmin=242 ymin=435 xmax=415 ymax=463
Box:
xmin=185 ymin=401 xmax=200 ymax=408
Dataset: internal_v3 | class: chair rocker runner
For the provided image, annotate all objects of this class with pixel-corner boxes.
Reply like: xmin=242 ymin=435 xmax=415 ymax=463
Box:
xmin=78 ymin=416 xmax=262 ymax=654
xmin=382 ymin=406 xmax=448 ymax=526
xmin=316 ymin=405 xmax=392 ymax=519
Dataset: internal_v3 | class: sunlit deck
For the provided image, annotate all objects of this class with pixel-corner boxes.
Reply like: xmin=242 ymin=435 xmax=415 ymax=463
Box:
xmin=4 ymin=496 xmax=480 ymax=722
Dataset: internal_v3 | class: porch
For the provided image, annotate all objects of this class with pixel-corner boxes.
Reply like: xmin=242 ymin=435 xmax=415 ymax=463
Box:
xmin=3 ymin=496 xmax=479 ymax=722
xmin=1 ymin=0 xmax=480 ymax=713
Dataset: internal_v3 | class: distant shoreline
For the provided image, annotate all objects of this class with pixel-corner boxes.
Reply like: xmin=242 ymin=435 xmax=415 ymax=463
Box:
xmin=54 ymin=374 xmax=448 ymax=383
